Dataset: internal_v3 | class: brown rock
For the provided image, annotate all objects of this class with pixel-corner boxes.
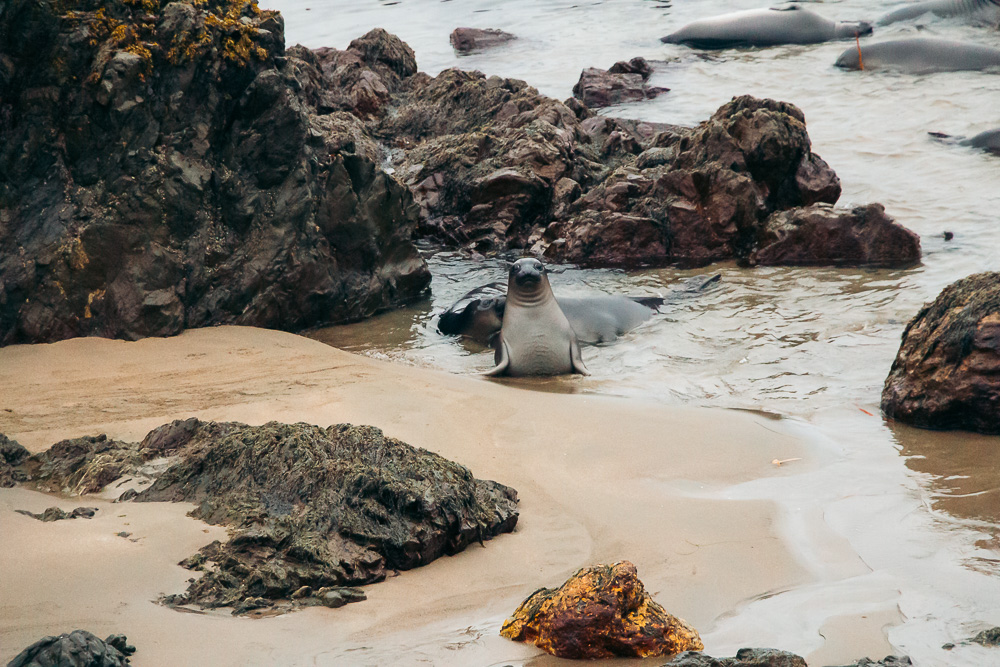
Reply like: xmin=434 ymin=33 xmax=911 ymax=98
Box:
xmin=500 ymin=561 xmax=703 ymax=659
xmin=882 ymin=272 xmax=1000 ymax=433
xmin=450 ymin=28 xmax=517 ymax=53
xmin=750 ymin=203 xmax=921 ymax=267
xmin=572 ymin=58 xmax=669 ymax=109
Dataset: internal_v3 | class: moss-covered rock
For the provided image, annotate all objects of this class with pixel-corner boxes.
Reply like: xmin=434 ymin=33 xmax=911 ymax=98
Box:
xmin=0 ymin=2 xmax=429 ymax=345
xmin=500 ymin=561 xmax=702 ymax=659
xmin=10 ymin=419 xmax=518 ymax=614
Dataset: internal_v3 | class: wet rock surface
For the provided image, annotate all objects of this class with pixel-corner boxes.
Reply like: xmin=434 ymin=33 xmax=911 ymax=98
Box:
xmin=882 ymin=272 xmax=1000 ymax=433
xmin=7 ymin=630 xmax=135 ymax=667
xmin=450 ymin=27 xmax=517 ymax=53
xmin=969 ymin=626 xmax=1000 ymax=646
xmin=662 ymin=648 xmax=810 ymax=666
xmin=500 ymin=560 xmax=703 ymax=659
xmin=383 ymin=79 xmax=857 ymax=267
xmin=0 ymin=3 xmax=430 ymax=346
xmin=10 ymin=418 xmax=518 ymax=614
xmin=16 ymin=506 xmax=98 ymax=521
xmin=572 ymin=57 xmax=669 ymax=108
xmin=749 ymin=203 xmax=921 ymax=267
xmin=1 ymin=434 xmax=30 ymax=487
xmin=828 ymin=657 xmax=912 ymax=667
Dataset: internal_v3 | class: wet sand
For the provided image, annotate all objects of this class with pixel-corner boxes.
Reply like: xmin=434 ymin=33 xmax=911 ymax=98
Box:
xmin=0 ymin=326 xmax=889 ymax=665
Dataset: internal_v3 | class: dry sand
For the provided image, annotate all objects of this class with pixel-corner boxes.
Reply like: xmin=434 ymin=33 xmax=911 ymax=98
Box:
xmin=0 ymin=326 xmax=891 ymax=665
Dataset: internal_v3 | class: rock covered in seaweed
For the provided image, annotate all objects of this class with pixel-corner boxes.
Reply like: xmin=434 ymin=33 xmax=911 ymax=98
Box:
xmin=749 ymin=203 xmax=921 ymax=267
xmin=7 ymin=630 xmax=135 ymax=667
xmin=662 ymin=648 xmax=808 ymax=666
xmin=1 ymin=433 xmax=30 ymax=487
xmin=8 ymin=418 xmax=519 ymax=614
xmin=0 ymin=2 xmax=430 ymax=346
xmin=500 ymin=561 xmax=702 ymax=659
xmin=882 ymin=272 xmax=1000 ymax=433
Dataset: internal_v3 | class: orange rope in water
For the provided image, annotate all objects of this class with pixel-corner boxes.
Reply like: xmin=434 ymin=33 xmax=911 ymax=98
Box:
xmin=856 ymin=34 xmax=864 ymax=71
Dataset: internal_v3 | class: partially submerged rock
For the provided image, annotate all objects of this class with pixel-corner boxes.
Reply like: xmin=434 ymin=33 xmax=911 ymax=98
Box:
xmin=10 ymin=419 xmax=519 ymax=614
xmin=7 ymin=630 xmax=135 ymax=667
xmin=970 ymin=626 xmax=1000 ymax=646
xmin=828 ymin=657 xmax=912 ymax=667
xmin=16 ymin=506 xmax=98 ymax=521
xmin=500 ymin=561 xmax=702 ymax=659
xmin=450 ymin=27 xmax=517 ymax=53
xmin=882 ymin=272 xmax=1000 ymax=433
xmin=749 ymin=203 xmax=921 ymax=267
xmin=0 ymin=4 xmax=430 ymax=346
xmin=572 ymin=57 xmax=669 ymax=108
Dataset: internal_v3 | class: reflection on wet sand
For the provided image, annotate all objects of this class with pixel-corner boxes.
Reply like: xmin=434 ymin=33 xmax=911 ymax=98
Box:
xmin=890 ymin=420 xmax=1000 ymax=525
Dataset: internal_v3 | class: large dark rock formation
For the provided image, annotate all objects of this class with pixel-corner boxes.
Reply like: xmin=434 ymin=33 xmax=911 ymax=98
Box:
xmin=500 ymin=561 xmax=703 ymax=659
xmin=377 ymin=76 xmax=854 ymax=267
xmin=7 ymin=630 xmax=135 ymax=667
xmin=12 ymin=418 xmax=518 ymax=614
xmin=882 ymin=272 xmax=1000 ymax=433
xmin=0 ymin=1 xmax=430 ymax=345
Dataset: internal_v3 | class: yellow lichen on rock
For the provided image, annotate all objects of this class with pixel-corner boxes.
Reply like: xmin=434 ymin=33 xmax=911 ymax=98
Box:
xmin=500 ymin=561 xmax=703 ymax=659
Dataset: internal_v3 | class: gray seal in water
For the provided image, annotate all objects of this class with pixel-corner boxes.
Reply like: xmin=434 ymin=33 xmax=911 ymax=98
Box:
xmin=661 ymin=5 xmax=872 ymax=49
xmin=930 ymin=127 xmax=1000 ymax=154
xmin=835 ymin=38 xmax=1000 ymax=73
xmin=485 ymin=258 xmax=590 ymax=377
xmin=876 ymin=0 xmax=1000 ymax=25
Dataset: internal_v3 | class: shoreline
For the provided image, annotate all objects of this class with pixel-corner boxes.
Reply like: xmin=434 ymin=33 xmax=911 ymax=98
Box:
xmin=1 ymin=326 xmax=891 ymax=665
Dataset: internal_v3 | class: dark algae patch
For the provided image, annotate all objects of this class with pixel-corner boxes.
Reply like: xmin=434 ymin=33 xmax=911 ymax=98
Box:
xmin=8 ymin=419 xmax=519 ymax=615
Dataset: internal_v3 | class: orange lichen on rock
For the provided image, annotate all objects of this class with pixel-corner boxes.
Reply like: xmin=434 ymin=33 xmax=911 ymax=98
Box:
xmin=500 ymin=560 xmax=704 ymax=659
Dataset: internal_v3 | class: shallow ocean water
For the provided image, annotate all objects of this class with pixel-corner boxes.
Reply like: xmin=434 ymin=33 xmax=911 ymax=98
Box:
xmin=264 ymin=0 xmax=1000 ymax=663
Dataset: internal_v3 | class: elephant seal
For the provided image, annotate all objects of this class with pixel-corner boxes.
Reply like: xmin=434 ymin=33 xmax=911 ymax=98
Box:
xmin=439 ymin=274 xmax=720 ymax=345
xmin=930 ymin=127 xmax=1000 ymax=154
xmin=876 ymin=0 xmax=1000 ymax=26
xmin=485 ymin=258 xmax=590 ymax=377
xmin=661 ymin=5 xmax=872 ymax=49
xmin=835 ymin=38 xmax=1000 ymax=73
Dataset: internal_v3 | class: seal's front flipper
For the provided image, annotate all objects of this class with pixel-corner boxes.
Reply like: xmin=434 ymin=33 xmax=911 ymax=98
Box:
xmin=484 ymin=336 xmax=511 ymax=376
xmin=570 ymin=338 xmax=591 ymax=376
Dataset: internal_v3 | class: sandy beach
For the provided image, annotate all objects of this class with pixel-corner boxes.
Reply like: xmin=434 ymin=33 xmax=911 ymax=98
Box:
xmin=0 ymin=325 xmax=895 ymax=665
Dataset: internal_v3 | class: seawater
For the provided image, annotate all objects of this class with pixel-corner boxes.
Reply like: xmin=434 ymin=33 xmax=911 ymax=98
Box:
xmin=264 ymin=0 xmax=1000 ymax=663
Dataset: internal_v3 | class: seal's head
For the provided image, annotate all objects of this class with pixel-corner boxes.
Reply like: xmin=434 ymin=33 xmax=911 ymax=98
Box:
xmin=509 ymin=258 xmax=546 ymax=289
xmin=835 ymin=20 xmax=873 ymax=39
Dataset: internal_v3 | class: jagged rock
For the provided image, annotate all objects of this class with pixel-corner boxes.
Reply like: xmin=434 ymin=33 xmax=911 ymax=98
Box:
xmin=450 ymin=28 xmax=517 ymax=53
xmin=1 ymin=433 xmax=30 ymax=487
xmin=9 ymin=419 xmax=519 ymax=615
xmin=882 ymin=272 xmax=1000 ymax=433
xmin=500 ymin=561 xmax=702 ymax=659
xmin=572 ymin=58 xmax=669 ymax=108
xmin=721 ymin=648 xmax=807 ymax=666
xmin=661 ymin=648 xmax=814 ymax=666
xmin=970 ymin=626 xmax=1000 ymax=646
xmin=16 ymin=506 xmax=98 ymax=521
xmin=828 ymin=657 xmax=912 ymax=667
xmin=7 ymin=630 xmax=133 ymax=667
xmin=0 ymin=2 xmax=429 ymax=346
xmin=749 ymin=203 xmax=921 ymax=267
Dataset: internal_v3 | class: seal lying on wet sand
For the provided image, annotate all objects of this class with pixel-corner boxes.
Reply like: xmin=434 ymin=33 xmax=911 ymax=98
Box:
xmin=485 ymin=258 xmax=590 ymax=377
xmin=876 ymin=0 xmax=1000 ymax=26
xmin=662 ymin=5 xmax=872 ymax=49
xmin=835 ymin=38 xmax=1000 ymax=73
